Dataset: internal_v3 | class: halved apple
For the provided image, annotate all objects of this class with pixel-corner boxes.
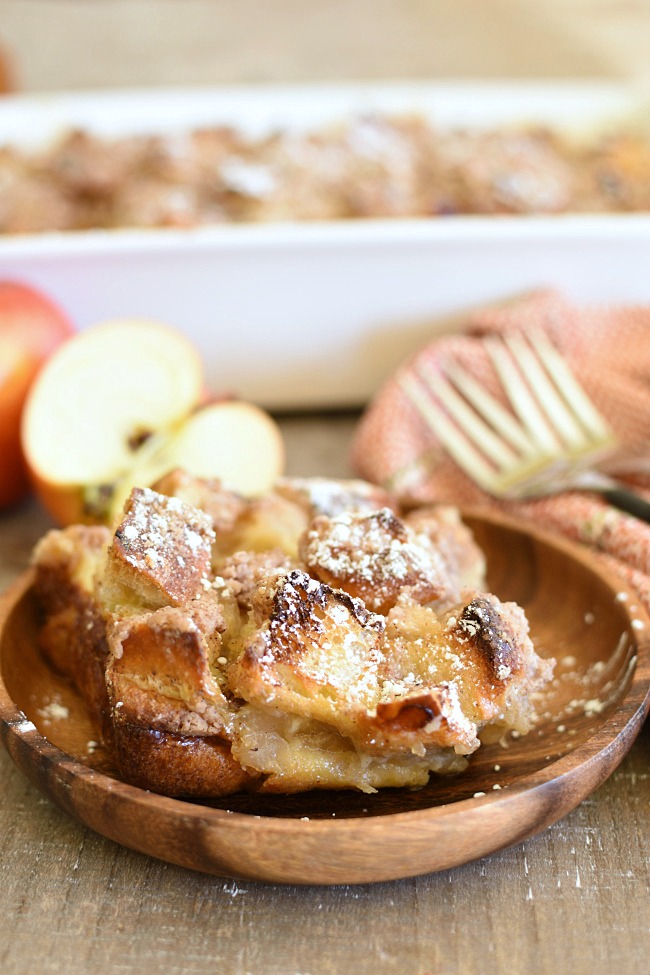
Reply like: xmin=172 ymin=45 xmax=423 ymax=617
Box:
xmin=21 ymin=318 xmax=285 ymax=526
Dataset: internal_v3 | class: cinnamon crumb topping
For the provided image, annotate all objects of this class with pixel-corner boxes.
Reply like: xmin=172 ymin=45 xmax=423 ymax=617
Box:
xmin=300 ymin=507 xmax=453 ymax=613
xmin=112 ymin=486 xmax=215 ymax=604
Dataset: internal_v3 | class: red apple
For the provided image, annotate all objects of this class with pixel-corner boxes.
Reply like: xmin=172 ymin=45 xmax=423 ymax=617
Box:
xmin=0 ymin=281 xmax=75 ymax=509
xmin=21 ymin=318 xmax=285 ymax=526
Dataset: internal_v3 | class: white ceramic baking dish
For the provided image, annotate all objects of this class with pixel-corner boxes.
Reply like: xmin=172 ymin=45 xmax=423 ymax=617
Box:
xmin=1 ymin=81 xmax=649 ymax=410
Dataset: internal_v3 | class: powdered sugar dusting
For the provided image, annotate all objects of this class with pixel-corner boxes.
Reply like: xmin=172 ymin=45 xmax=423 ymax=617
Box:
xmin=301 ymin=507 xmax=450 ymax=612
xmin=114 ymin=486 xmax=215 ymax=602
xmin=249 ymin=569 xmax=386 ymax=706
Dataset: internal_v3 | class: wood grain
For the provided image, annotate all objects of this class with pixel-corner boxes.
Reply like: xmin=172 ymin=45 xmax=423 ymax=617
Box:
xmin=2 ymin=510 xmax=648 ymax=886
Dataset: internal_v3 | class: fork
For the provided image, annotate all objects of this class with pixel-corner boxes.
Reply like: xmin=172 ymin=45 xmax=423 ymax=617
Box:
xmin=400 ymin=328 xmax=650 ymax=523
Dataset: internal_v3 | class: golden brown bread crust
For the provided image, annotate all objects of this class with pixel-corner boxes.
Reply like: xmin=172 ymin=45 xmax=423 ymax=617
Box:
xmin=152 ymin=468 xmax=246 ymax=538
xmin=107 ymin=605 xmax=231 ymax=736
xmin=299 ymin=507 xmax=457 ymax=614
xmin=111 ymin=722 xmax=255 ymax=797
xmin=229 ymin=570 xmax=387 ymax=737
xmin=403 ymin=504 xmax=486 ymax=591
xmin=32 ymin=473 xmax=554 ymax=798
xmin=274 ymin=475 xmax=394 ymax=518
xmin=5 ymin=115 xmax=650 ymax=236
xmin=33 ymin=523 xmax=111 ymax=617
xmin=33 ymin=524 xmax=113 ymax=740
xmin=101 ymin=486 xmax=215 ymax=610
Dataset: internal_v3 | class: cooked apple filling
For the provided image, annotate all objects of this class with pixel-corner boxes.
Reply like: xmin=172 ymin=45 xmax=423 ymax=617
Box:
xmin=32 ymin=473 xmax=554 ymax=797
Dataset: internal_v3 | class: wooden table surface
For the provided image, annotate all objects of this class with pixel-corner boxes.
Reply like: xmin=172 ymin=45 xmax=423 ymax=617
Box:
xmin=0 ymin=414 xmax=648 ymax=975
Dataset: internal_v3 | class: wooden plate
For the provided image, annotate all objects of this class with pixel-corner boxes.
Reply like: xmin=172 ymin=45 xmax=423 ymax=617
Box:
xmin=1 ymin=511 xmax=649 ymax=885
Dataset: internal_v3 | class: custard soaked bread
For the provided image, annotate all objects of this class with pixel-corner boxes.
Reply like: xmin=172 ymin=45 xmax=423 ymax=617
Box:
xmin=33 ymin=473 xmax=553 ymax=797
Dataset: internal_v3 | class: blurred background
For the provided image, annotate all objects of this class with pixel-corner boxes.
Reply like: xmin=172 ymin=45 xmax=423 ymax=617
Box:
xmin=0 ymin=0 xmax=649 ymax=93
xmin=1 ymin=0 xmax=650 ymax=408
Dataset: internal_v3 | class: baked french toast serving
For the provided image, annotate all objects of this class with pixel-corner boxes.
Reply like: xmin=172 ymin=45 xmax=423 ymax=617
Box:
xmin=32 ymin=472 xmax=554 ymax=797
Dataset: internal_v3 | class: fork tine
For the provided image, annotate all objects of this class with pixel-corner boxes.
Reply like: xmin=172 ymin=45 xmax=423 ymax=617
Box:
xmin=526 ymin=329 xmax=614 ymax=443
xmin=485 ymin=335 xmax=560 ymax=455
xmin=400 ymin=328 xmax=620 ymax=505
xmin=442 ymin=358 xmax=538 ymax=457
xmin=502 ymin=332 xmax=591 ymax=450
xmin=398 ymin=373 xmax=497 ymax=491
xmin=417 ymin=361 xmax=520 ymax=467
